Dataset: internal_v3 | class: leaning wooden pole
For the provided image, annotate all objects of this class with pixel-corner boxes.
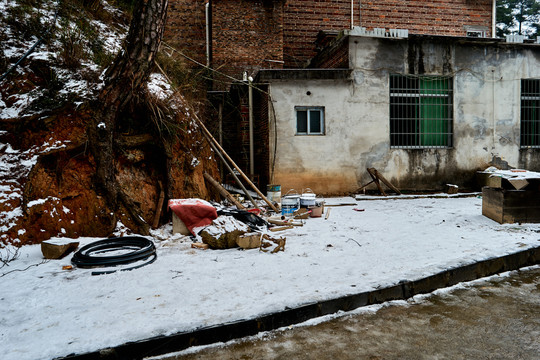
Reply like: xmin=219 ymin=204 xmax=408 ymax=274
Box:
xmin=195 ymin=117 xmax=280 ymax=213
xmin=203 ymin=172 xmax=245 ymax=209
xmin=202 ymin=131 xmax=259 ymax=209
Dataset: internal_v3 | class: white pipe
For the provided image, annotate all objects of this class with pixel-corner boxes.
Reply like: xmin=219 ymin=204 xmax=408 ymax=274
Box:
xmin=205 ymin=2 xmax=210 ymax=67
xmin=492 ymin=0 xmax=496 ymax=38
xmin=351 ymin=0 xmax=354 ymax=29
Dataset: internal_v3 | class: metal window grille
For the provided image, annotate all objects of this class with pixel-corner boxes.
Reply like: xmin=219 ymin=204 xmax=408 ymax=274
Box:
xmin=296 ymin=107 xmax=325 ymax=135
xmin=520 ymin=79 xmax=540 ymax=148
xmin=390 ymin=74 xmax=453 ymax=148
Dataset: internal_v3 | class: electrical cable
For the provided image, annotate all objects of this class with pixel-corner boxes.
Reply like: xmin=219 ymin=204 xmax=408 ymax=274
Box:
xmin=71 ymin=236 xmax=157 ymax=275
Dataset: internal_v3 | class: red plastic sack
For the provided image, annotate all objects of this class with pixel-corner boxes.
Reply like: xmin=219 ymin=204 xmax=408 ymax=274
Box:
xmin=168 ymin=199 xmax=218 ymax=235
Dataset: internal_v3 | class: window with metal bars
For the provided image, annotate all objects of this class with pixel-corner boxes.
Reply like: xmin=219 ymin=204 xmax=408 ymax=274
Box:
xmin=390 ymin=74 xmax=453 ymax=148
xmin=295 ymin=106 xmax=325 ymax=135
xmin=520 ymin=79 xmax=540 ymax=148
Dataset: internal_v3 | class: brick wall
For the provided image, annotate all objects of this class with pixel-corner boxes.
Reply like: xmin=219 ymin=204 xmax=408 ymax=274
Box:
xmin=308 ymin=34 xmax=349 ymax=68
xmin=283 ymin=0 xmax=352 ymax=68
xmin=211 ymin=0 xmax=284 ymax=89
xmin=165 ymin=0 xmax=207 ymax=63
xmin=359 ymin=1 xmax=493 ymax=37
xmin=283 ymin=0 xmax=493 ymax=67
xmin=165 ymin=0 xmax=493 ymax=75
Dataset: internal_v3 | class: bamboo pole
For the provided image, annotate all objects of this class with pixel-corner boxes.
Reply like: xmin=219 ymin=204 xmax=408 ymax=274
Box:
xmin=195 ymin=117 xmax=280 ymax=213
xmin=202 ymin=131 xmax=259 ymax=209
xmin=203 ymin=172 xmax=245 ymax=209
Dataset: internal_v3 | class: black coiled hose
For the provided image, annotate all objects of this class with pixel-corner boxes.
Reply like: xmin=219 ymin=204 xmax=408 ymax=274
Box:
xmin=71 ymin=236 xmax=157 ymax=275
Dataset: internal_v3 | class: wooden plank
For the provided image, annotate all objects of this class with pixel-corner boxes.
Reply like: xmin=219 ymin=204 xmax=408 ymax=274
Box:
xmin=482 ymin=187 xmax=540 ymax=224
xmin=482 ymin=187 xmax=504 ymax=224
xmin=269 ymin=225 xmax=294 ymax=232
xmin=152 ymin=181 xmax=165 ymax=229
xmin=507 ymin=178 xmax=529 ymax=190
xmin=373 ymin=169 xmax=401 ymax=195
xmin=196 ymin=116 xmax=279 ymax=213
xmin=367 ymin=168 xmax=386 ymax=196
xmin=203 ymin=172 xmax=245 ymax=209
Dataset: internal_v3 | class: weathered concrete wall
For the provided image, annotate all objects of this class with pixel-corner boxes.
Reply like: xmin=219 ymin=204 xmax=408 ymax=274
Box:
xmin=267 ymin=36 xmax=540 ymax=195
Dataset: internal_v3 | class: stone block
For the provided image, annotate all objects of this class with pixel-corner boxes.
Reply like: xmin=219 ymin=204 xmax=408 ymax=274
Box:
xmin=41 ymin=239 xmax=79 ymax=259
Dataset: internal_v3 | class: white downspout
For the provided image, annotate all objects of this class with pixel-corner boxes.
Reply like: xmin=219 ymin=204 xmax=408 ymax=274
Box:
xmin=351 ymin=0 xmax=354 ymax=29
xmin=492 ymin=0 xmax=497 ymax=38
xmin=205 ymin=2 xmax=210 ymax=67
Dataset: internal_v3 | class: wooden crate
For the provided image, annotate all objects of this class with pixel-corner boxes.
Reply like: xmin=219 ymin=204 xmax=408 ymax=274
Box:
xmin=482 ymin=187 xmax=540 ymax=224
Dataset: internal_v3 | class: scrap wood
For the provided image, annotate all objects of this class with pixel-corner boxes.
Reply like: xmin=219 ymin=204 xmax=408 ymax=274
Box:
xmin=326 ymin=203 xmax=357 ymax=207
xmin=269 ymin=225 xmax=294 ymax=232
xmin=195 ymin=115 xmax=279 ymax=213
xmin=237 ymin=233 xmax=263 ymax=249
xmin=152 ymin=181 xmax=165 ymax=229
xmin=267 ymin=217 xmax=303 ymax=226
xmin=203 ymin=172 xmax=245 ymax=209
xmin=203 ymin=132 xmax=259 ymax=209
xmin=191 ymin=243 xmax=209 ymax=250
xmin=357 ymin=168 xmax=401 ymax=196
xmin=325 ymin=208 xmax=331 ymax=220
xmin=293 ymin=208 xmax=310 ymax=219
xmin=259 ymin=234 xmax=286 ymax=253
xmin=371 ymin=168 xmax=401 ymax=195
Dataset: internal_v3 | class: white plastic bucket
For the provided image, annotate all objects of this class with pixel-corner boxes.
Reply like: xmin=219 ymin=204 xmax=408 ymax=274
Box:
xmin=300 ymin=188 xmax=316 ymax=207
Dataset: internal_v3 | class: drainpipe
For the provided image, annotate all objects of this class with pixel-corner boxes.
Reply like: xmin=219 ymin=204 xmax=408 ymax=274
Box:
xmin=248 ymin=79 xmax=254 ymax=176
xmin=351 ymin=0 xmax=354 ymax=29
xmin=205 ymin=1 xmax=211 ymax=67
xmin=492 ymin=0 xmax=496 ymax=38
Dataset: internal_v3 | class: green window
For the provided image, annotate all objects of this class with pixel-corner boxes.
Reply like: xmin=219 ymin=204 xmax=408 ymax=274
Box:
xmin=520 ymin=79 xmax=540 ymax=148
xmin=296 ymin=107 xmax=324 ymax=135
xmin=390 ymin=74 xmax=453 ymax=148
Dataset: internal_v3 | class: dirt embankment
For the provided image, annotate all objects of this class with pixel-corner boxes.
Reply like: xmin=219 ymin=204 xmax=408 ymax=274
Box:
xmin=0 ymin=99 xmax=218 ymax=246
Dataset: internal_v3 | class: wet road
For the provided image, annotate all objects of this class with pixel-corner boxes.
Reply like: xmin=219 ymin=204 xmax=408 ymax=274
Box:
xmin=154 ymin=267 xmax=540 ymax=360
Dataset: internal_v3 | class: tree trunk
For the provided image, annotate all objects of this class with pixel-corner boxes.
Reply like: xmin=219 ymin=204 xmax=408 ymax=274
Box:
xmin=87 ymin=0 xmax=168 ymax=235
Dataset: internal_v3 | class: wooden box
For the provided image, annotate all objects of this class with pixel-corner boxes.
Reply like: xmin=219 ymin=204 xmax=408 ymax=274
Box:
xmin=482 ymin=186 xmax=540 ymax=224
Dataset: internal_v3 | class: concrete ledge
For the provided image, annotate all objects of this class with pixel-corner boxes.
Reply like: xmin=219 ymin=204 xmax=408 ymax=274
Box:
xmin=57 ymin=246 xmax=540 ymax=360
xmin=257 ymin=69 xmax=352 ymax=81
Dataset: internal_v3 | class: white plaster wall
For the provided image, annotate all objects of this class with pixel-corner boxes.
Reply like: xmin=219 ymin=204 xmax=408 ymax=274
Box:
xmin=268 ymin=37 xmax=540 ymax=194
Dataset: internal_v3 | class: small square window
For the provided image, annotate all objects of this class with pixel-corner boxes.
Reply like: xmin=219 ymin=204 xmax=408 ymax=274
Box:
xmin=296 ymin=107 xmax=324 ymax=135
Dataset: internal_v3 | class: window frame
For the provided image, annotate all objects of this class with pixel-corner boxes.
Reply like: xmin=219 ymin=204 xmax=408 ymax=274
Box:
xmin=389 ymin=74 xmax=454 ymax=149
xmin=295 ymin=106 xmax=325 ymax=136
xmin=520 ymin=78 xmax=540 ymax=148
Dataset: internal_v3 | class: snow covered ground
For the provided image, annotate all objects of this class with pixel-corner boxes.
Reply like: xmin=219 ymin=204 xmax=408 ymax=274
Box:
xmin=1 ymin=195 xmax=540 ymax=360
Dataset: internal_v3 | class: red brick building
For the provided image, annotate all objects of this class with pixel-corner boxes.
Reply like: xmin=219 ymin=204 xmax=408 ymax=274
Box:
xmin=165 ymin=0 xmax=495 ymax=83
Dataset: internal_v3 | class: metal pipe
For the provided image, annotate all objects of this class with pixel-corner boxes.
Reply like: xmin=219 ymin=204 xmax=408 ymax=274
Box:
xmin=351 ymin=0 xmax=354 ymax=29
xmin=248 ymin=81 xmax=254 ymax=176
xmin=492 ymin=0 xmax=497 ymax=38
xmin=205 ymin=2 xmax=210 ymax=67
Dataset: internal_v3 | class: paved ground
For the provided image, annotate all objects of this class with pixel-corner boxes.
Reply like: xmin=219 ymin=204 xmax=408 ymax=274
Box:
xmin=155 ymin=266 xmax=540 ymax=360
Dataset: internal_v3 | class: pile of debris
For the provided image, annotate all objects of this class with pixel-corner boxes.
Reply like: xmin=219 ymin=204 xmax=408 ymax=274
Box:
xmin=167 ymin=186 xmax=328 ymax=253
